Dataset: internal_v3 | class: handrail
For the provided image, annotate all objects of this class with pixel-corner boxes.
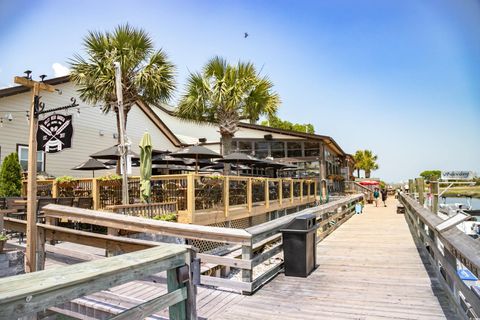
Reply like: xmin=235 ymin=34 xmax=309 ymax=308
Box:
xmin=0 ymin=245 xmax=197 ymax=319
xmin=399 ymin=192 xmax=480 ymax=319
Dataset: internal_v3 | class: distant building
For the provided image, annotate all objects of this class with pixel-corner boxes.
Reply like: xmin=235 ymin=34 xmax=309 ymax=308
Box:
xmin=0 ymin=76 xmax=354 ymax=192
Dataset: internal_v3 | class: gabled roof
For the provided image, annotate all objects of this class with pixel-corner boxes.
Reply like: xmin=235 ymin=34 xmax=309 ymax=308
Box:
xmin=0 ymin=75 xmax=183 ymax=147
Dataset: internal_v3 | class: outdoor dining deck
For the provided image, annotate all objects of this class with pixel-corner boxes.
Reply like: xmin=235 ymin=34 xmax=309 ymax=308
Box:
xmin=22 ymin=174 xmax=321 ymax=225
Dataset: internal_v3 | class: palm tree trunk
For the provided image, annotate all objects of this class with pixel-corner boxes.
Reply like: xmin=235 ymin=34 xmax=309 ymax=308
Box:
xmin=365 ymin=170 xmax=370 ymax=178
xmin=357 ymin=169 xmax=360 ymax=178
xmin=115 ymin=109 xmax=130 ymax=175
xmin=221 ymin=133 xmax=233 ymax=175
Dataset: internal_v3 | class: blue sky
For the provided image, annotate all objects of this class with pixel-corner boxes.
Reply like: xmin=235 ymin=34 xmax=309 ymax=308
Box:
xmin=0 ymin=0 xmax=479 ymax=182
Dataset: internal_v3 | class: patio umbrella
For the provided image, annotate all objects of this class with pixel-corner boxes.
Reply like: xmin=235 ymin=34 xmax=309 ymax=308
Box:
xmin=217 ymin=152 xmax=260 ymax=176
xmin=71 ymin=158 xmax=110 ymax=177
xmin=90 ymin=145 xmax=139 ymax=160
xmin=139 ymin=132 xmax=152 ymax=203
xmin=170 ymin=145 xmax=222 ymax=172
xmin=152 ymin=164 xmax=196 ymax=171
xmin=359 ymin=180 xmax=380 ymax=186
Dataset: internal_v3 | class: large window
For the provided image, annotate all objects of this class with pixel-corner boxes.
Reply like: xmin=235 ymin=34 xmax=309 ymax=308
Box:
xmin=287 ymin=142 xmax=302 ymax=157
xmin=304 ymin=141 xmax=319 ymax=157
xmin=270 ymin=141 xmax=285 ymax=158
xmin=238 ymin=141 xmax=253 ymax=155
xmin=254 ymin=141 xmax=269 ymax=159
xmin=17 ymin=145 xmax=45 ymax=172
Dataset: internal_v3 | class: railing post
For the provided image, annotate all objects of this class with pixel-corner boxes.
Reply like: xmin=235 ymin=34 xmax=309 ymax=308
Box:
xmin=300 ymin=180 xmax=303 ymax=202
xmin=167 ymin=266 xmax=187 ymax=320
xmin=408 ymin=179 xmax=415 ymax=198
xmin=431 ymin=180 xmax=439 ymax=214
xmin=241 ymin=241 xmax=253 ymax=293
xmin=279 ymin=179 xmax=283 ymax=205
xmin=290 ymin=179 xmax=294 ymax=203
xmin=247 ymin=178 xmax=252 ymax=213
xmin=52 ymin=180 xmax=58 ymax=198
xmin=224 ymin=176 xmax=230 ymax=218
xmin=264 ymin=178 xmax=269 ymax=209
xmin=314 ymin=179 xmax=318 ymax=200
xmin=416 ymin=177 xmax=425 ymax=206
xmin=92 ymin=178 xmax=100 ymax=210
xmin=187 ymin=174 xmax=195 ymax=223
xmin=36 ymin=226 xmax=46 ymax=271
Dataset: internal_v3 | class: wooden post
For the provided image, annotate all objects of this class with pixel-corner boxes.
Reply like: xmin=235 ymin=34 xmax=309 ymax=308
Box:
xmin=224 ymin=176 xmax=230 ymax=218
xmin=431 ymin=180 xmax=439 ymax=214
xmin=408 ymin=179 xmax=415 ymax=198
xmin=416 ymin=177 xmax=425 ymax=206
xmin=36 ymin=227 xmax=46 ymax=271
xmin=264 ymin=178 xmax=269 ymax=209
xmin=14 ymin=76 xmax=55 ymax=273
xmin=241 ymin=243 xmax=253 ymax=293
xmin=300 ymin=180 xmax=303 ymax=202
xmin=290 ymin=179 xmax=294 ymax=203
xmin=92 ymin=178 xmax=100 ymax=210
xmin=247 ymin=178 xmax=252 ymax=213
xmin=51 ymin=180 xmax=58 ymax=198
xmin=314 ymin=179 xmax=318 ymax=200
xmin=279 ymin=179 xmax=283 ymax=205
xmin=186 ymin=174 xmax=195 ymax=223
xmin=167 ymin=266 xmax=187 ymax=319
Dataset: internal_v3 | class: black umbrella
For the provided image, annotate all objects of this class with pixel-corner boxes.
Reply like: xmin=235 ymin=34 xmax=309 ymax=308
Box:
xmin=152 ymin=164 xmax=196 ymax=172
xmin=152 ymin=154 xmax=188 ymax=166
xmin=90 ymin=145 xmax=139 ymax=160
xmin=217 ymin=152 xmax=260 ymax=175
xmin=72 ymin=158 xmax=111 ymax=177
xmin=170 ymin=145 xmax=222 ymax=172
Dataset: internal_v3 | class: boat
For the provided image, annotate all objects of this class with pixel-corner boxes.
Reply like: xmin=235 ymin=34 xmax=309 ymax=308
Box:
xmin=438 ymin=202 xmax=480 ymax=238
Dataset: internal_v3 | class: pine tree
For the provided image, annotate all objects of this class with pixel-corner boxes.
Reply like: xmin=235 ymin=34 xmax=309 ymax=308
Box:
xmin=0 ymin=153 xmax=22 ymax=196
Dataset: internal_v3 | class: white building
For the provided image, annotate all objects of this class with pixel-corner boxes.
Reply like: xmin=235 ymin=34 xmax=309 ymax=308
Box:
xmin=0 ymin=76 xmax=354 ymax=189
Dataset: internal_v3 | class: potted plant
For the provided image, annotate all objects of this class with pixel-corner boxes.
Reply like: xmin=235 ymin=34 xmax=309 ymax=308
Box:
xmin=56 ymin=176 xmax=78 ymax=188
xmin=98 ymin=174 xmax=122 ymax=186
xmin=0 ymin=232 xmax=8 ymax=252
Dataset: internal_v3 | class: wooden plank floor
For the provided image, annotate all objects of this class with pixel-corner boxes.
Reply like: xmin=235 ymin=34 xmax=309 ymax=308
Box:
xmin=8 ymin=197 xmax=457 ymax=319
xmin=210 ymin=197 xmax=458 ymax=319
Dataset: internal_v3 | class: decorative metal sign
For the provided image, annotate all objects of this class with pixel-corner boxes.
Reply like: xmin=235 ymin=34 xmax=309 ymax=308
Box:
xmin=37 ymin=114 xmax=73 ymax=153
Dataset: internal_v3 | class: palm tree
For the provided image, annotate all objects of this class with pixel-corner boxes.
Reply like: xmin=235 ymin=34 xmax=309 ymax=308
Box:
xmin=70 ymin=24 xmax=176 ymax=139
xmin=176 ymin=56 xmax=280 ymax=155
xmin=362 ymin=150 xmax=379 ymax=178
xmin=353 ymin=150 xmax=364 ymax=178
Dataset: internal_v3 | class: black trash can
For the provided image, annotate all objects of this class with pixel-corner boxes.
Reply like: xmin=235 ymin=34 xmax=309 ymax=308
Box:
xmin=280 ymin=213 xmax=318 ymax=277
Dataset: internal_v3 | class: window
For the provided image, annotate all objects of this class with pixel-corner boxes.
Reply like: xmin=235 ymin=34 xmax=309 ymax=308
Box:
xmin=304 ymin=141 xmax=320 ymax=157
xmin=270 ymin=141 xmax=285 ymax=158
xmin=287 ymin=142 xmax=302 ymax=157
xmin=17 ymin=145 xmax=45 ymax=172
xmin=254 ymin=141 xmax=269 ymax=159
xmin=238 ymin=141 xmax=253 ymax=155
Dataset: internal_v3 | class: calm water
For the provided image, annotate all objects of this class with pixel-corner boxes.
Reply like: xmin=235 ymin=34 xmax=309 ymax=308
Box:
xmin=442 ymin=197 xmax=480 ymax=209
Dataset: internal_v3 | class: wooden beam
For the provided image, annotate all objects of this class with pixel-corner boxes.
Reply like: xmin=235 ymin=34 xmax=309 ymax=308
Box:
xmin=167 ymin=266 xmax=187 ymax=320
xmin=0 ymin=246 xmax=188 ymax=318
xmin=13 ymin=76 xmax=56 ymax=92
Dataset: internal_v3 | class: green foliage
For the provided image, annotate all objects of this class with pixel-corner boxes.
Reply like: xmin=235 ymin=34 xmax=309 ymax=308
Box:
xmin=260 ymin=115 xmax=315 ymax=134
xmin=70 ymin=24 xmax=176 ymax=140
xmin=55 ymin=176 xmax=77 ymax=183
xmin=152 ymin=213 xmax=177 ymax=222
xmin=98 ymin=174 xmax=122 ymax=181
xmin=419 ymin=170 xmax=441 ymax=182
xmin=353 ymin=150 xmax=379 ymax=178
xmin=176 ymin=56 xmax=280 ymax=155
xmin=0 ymin=153 xmax=22 ymax=197
xmin=0 ymin=233 xmax=8 ymax=241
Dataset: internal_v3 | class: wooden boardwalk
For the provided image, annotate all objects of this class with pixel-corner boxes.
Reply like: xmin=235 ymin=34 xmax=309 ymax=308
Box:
xmin=209 ymin=197 xmax=458 ymax=319
xmin=11 ymin=197 xmax=457 ymax=319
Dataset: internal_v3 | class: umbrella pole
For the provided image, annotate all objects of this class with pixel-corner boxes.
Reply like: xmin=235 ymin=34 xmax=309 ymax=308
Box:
xmin=93 ymin=170 xmax=95 ymax=178
xmin=195 ymin=155 xmax=198 ymax=173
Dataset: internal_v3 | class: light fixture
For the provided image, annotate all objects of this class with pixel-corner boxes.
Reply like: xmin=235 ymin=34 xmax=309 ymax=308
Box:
xmin=0 ymin=118 xmax=3 ymax=128
xmin=76 ymin=108 xmax=81 ymax=118
xmin=99 ymin=130 xmax=104 ymax=136
xmin=7 ymin=113 xmax=13 ymax=121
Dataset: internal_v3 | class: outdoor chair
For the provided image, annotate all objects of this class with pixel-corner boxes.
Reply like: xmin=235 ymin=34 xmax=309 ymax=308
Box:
xmin=36 ymin=198 xmax=57 ymax=223
xmin=56 ymin=197 xmax=74 ymax=206
xmin=76 ymin=197 xmax=93 ymax=209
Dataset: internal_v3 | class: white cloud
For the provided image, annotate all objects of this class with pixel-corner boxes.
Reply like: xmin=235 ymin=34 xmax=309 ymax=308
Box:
xmin=52 ymin=63 xmax=70 ymax=77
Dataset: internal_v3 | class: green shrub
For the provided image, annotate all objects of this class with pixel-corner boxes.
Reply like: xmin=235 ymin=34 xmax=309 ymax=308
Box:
xmin=55 ymin=176 xmax=77 ymax=184
xmin=0 ymin=233 xmax=8 ymax=241
xmin=152 ymin=213 xmax=177 ymax=222
xmin=98 ymin=174 xmax=122 ymax=181
xmin=0 ymin=152 xmax=22 ymax=197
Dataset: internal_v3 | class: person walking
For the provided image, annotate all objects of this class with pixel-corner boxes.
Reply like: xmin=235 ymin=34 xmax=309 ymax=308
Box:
xmin=381 ymin=188 xmax=388 ymax=207
xmin=373 ymin=188 xmax=380 ymax=207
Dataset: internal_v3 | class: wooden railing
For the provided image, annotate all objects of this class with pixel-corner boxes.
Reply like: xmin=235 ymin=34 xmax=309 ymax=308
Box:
xmin=0 ymin=243 xmax=197 ymax=320
xmin=106 ymin=201 xmax=178 ymax=218
xmin=399 ymin=192 xmax=480 ymax=320
xmin=24 ymin=174 xmax=319 ymax=225
xmin=23 ymin=194 xmax=361 ymax=294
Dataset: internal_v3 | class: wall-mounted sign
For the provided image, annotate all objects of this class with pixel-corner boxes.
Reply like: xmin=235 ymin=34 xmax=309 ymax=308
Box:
xmin=37 ymin=114 xmax=73 ymax=153
xmin=441 ymin=171 xmax=476 ymax=180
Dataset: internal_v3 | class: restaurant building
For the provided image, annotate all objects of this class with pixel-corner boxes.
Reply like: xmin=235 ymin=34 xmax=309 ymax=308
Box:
xmin=0 ymin=76 xmax=354 ymax=192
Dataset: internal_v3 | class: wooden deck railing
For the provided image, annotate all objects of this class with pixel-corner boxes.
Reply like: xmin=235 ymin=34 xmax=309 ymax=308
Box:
xmin=16 ymin=194 xmax=361 ymax=294
xmin=399 ymin=192 xmax=480 ymax=320
xmin=23 ymin=174 xmax=319 ymax=225
xmin=106 ymin=201 xmax=178 ymax=218
xmin=0 ymin=240 xmax=197 ymax=320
